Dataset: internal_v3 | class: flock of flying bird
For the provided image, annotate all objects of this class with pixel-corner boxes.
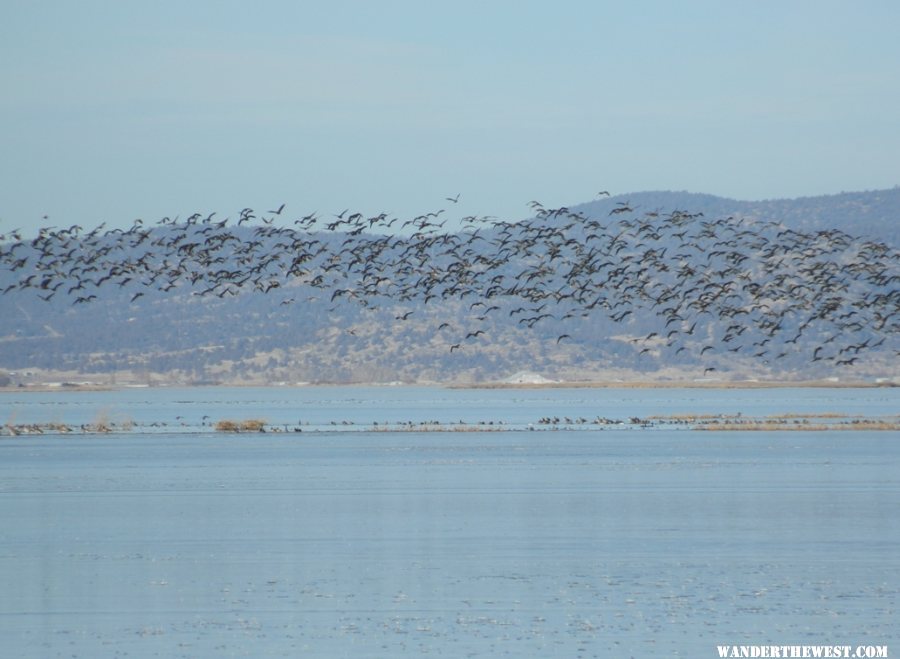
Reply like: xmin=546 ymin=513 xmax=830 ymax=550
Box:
xmin=1 ymin=198 xmax=898 ymax=371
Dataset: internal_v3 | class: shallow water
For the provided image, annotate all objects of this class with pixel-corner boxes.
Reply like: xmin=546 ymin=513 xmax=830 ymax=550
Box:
xmin=1 ymin=387 xmax=898 ymax=657
xmin=3 ymin=384 xmax=898 ymax=431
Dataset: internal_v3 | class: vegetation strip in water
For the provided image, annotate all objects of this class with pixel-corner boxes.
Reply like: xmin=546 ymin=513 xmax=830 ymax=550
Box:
xmin=3 ymin=412 xmax=899 ymax=436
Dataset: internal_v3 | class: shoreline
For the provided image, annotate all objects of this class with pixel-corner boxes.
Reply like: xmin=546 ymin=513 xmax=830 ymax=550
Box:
xmin=1 ymin=378 xmax=897 ymax=393
xmin=453 ymin=379 xmax=897 ymax=390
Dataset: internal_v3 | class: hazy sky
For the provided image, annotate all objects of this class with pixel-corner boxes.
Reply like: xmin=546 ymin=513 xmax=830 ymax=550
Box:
xmin=3 ymin=0 xmax=899 ymax=235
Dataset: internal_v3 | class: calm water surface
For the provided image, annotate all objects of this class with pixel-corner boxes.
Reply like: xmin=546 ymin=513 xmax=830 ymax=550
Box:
xmin=1 ymin=387 xmax=898 ymax=657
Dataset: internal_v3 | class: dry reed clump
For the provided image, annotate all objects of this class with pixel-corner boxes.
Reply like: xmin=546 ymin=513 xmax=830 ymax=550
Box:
xmin=87 ymin=410 xmax=113 ymax=433
xmin=215 ymin=419 xmax=267 ymax=433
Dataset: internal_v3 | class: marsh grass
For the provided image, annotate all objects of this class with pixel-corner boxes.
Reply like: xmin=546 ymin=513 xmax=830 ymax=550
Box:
xmin=766 ymin=412 xmax=847 ymax=419
xmin=698 ymin=422 xmax=831 ymax=431
xmin=45 ymin=422 xmax=73 ymax=433
xmin=697 ymin=420 xmax=900 ymax=431
xmin=646 ymin=410 xmax=900 ymax=431
xmin=649 ymin=413 xmax=739 ymax=421
xmin=83 ymin=409 xmax=133 ymax=433
xmin=86 ymin=410 xmax=113 ymax=432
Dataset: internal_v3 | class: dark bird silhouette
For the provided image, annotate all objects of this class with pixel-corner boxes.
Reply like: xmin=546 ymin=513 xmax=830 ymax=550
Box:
xmin=2 ymin=195 xmax=896 ymax=379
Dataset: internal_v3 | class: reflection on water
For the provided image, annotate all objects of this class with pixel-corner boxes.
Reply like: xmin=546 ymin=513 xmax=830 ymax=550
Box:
xmin=1 ymin=388 xmax=898 ymax=657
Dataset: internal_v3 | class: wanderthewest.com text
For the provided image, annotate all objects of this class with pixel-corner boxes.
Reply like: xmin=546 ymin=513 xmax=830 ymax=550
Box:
xmin=717 ymin=646 xmax=887 ymax=658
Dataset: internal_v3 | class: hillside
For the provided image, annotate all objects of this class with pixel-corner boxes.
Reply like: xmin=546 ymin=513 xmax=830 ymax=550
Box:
xmin=1 ymin=188 xmax=898 ymax=387
xmin=572 ymin=188 xmax=900 ymax=244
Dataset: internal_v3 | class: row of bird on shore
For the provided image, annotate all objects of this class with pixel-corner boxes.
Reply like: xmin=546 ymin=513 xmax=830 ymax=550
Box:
xmin=1 ymin=200 xmax=898 ymax=367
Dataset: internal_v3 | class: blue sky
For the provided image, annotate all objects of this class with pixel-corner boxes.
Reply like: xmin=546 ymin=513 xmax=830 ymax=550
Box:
xmin=3 ymin=1 xmax=899 ymax=235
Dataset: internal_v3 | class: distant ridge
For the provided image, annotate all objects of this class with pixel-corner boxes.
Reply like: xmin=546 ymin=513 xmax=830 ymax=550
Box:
xmin=571 ymin=187 xmax=900 ymax=244
xmin=1 ymin=187 xmax=897 ymax=386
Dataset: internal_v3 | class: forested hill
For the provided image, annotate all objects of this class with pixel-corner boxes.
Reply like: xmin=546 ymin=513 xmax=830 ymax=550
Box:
xmin=0 ymin=188 xmax=897 ymax=387
xmin=573 ymin=188 xmax=900 ymax=245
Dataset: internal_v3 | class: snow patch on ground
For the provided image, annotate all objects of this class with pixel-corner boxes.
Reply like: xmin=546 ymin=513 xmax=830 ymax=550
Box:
xmin=501 ymin=370 xmax=557 ymax=384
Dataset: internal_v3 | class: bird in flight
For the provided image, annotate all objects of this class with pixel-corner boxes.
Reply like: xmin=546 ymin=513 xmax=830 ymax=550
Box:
xmin=3 ymin=195 xmax=896 ymax=379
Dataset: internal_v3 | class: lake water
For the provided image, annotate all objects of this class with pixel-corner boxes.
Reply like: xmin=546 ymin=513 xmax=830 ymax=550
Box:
xmin=1 ymin=386 xmax=898 ymax=657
